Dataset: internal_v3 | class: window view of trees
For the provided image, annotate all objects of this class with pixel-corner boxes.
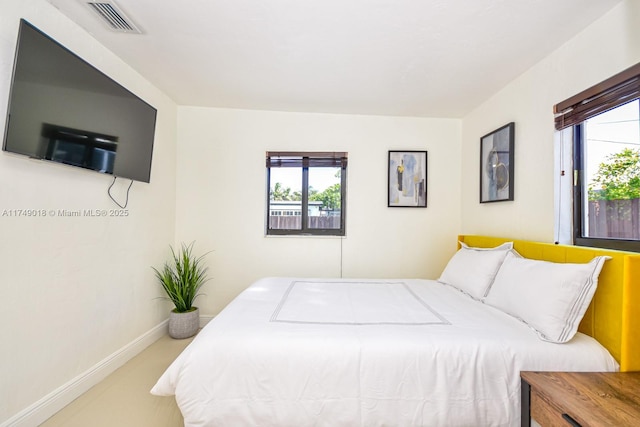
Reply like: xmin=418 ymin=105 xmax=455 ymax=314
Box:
xmin=588 ymin=148 xmax=640 ymax=201
xmin=270 ymin=182 xmax=300 ymax=202
xmin=584 ymin=100 xmax=640 ymax=240
xmin=266 ymin=152 xmax=347 ymax=236
xmin=270 ymin=171 xmax=342 ymax=211
xmin=310 ymin=182 xmax=341 ymax=211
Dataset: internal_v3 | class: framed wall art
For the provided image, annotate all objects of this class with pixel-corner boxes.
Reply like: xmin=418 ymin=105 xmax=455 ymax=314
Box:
xmin=480 ymin=123 xmax=514 ymax=203
xmin=388 ymin=150 xmax=427 ymax=208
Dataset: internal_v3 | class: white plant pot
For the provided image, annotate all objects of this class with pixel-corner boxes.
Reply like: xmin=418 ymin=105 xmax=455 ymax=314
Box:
xmin=169 ymin=307 xmax=199 ymax=339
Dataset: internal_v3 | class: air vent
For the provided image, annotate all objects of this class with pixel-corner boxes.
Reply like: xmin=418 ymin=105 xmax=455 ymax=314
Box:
xmin=86 ymin=1 xmax=142 ymax=34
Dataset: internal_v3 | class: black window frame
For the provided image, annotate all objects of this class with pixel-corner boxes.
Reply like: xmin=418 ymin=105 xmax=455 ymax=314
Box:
xmin=266 ymin=152 xmax=347 ymax=237
xmin=554 ymin=62 xmax=640 ymax=252
xmin=573 ymin=115 xmax=640 ymax=253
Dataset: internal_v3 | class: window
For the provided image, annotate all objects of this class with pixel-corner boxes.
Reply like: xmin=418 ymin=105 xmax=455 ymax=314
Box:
xmin=574 ymin=101 xmax=640 ymax=250
xmin=266 ymin=152 xmax=347 ymax=236
xmin=555 ymin=62 xmax=640 ymax=251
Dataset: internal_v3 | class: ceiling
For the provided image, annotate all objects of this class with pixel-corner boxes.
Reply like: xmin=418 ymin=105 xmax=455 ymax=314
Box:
xmin=46 ymin=0 xmax=621 ymax=118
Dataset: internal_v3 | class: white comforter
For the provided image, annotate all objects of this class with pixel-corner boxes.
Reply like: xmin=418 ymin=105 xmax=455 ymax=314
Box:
xmin=151 ymin=278 xmax=618 ymax=427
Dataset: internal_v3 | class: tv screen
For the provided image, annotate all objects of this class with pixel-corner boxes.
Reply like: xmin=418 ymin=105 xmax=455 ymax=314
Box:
xmin=2 ymin=19 xmax=157 ymax=183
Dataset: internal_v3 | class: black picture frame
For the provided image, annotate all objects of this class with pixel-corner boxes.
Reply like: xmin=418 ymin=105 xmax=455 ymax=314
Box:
xmin=480 ymin=123 xmax=514 ymax=203
xmin=388 ymin=150 xmax=427 ymax=207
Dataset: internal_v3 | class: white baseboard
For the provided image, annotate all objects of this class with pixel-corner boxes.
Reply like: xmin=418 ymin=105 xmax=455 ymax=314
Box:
xmin=1 ymin=320 xmax=169 ymax=427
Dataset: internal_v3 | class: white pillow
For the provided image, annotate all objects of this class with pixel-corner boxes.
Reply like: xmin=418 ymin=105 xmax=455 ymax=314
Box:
xmin=484 ymin=252 xmax=610 ymax=343
xmin=437 ymin=242 xmax=514 ymax=300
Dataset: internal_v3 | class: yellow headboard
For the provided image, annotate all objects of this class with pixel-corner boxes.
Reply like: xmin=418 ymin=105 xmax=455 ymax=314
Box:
xmin=459 ymin=235 xmax=640 ymax=372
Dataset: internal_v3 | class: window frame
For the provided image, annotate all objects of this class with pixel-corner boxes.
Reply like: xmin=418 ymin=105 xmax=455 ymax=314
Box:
xmin=266 ymin=152 xmax=347 ymax=237
xmin=554 ymin=62 xmax=640 ymax=252
xmin=572 ymin=113 xmax=640 ymax=253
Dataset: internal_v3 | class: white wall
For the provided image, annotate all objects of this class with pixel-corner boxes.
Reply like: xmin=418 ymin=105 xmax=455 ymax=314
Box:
xmin=460 ymin=0 xmax=640 ymax=242
xmin=176 ymin=107 xmax=461 ymax=314
xmin=0 ymin=1 xmax=178 ymax=424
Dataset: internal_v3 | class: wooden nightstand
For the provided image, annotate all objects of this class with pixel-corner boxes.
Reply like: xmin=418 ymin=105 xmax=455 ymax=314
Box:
xmin=520 ymin=371 xmax=640 ymax=427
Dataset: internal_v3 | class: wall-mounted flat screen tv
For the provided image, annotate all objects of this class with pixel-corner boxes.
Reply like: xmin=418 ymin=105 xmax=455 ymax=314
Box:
xmin=2 ymin=19 xmax=157 ymax=183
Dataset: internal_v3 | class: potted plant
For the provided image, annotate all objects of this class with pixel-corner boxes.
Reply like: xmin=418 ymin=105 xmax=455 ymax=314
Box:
xmin=153 ymin=242 xmax=209 ymax=339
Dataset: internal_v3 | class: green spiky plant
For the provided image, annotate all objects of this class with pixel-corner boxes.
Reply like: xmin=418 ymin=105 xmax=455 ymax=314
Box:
xmin=153 ymin=242 xmax=209 ymax=313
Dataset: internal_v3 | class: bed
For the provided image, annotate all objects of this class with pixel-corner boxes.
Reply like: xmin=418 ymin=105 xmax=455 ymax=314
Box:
xmin=151 ymin=236 xmax=640 ymax=426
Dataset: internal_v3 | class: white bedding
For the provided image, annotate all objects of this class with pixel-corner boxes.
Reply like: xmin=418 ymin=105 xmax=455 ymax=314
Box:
xmin=151 ymin=278 xmax=618 ymax=427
